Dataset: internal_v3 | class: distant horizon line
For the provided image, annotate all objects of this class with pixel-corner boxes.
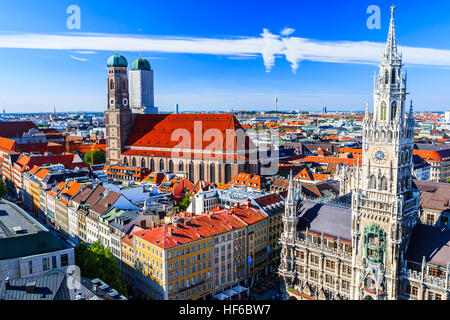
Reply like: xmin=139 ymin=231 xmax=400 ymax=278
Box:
xmin=1 ymin=109 xmax=448 ymax=115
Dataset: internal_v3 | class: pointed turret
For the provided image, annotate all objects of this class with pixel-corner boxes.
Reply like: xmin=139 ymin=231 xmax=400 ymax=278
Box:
xmin=384 ymin=5 xmax=400 ymax=62
xmin=409 ymin=99 xmax=414 ymax=119
xmin=364 ymin=100 xmax=370 ymax=121
xmin=287 ymin=170 xmax=294 ymax=205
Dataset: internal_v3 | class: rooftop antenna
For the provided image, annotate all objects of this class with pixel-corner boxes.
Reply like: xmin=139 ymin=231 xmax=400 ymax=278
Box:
xmin=275 ymin=95 xmax=278 ymax=113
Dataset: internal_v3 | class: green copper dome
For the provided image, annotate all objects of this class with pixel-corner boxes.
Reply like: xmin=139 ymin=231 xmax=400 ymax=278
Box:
xmin=107 ymin=52 xmax=128 ymax=68
xmin=131 ymin=57 xmax=151 ymax=71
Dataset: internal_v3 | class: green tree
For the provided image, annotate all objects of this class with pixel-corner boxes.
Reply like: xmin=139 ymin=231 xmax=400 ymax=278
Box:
xmin=84 ymin=150 xmax=106 ymax=165
xmin=0 ymin=179 xmax=7 ymax=198
xmin=75 ymin=241 xmax=127 ymax=296
xmin=178 ymin=193 xmax=191 ymax=211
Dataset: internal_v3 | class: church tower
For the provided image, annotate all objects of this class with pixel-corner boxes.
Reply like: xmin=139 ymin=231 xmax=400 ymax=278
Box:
xmin=129 ymin=56 xmax=158 ymax=114
xmin=105 ymin=52 xmax=133 ymax=165
xmin=350 ymin=6 xmax=420 ymax=300
xmin=279 ymin=171 xmax=300 ymax=285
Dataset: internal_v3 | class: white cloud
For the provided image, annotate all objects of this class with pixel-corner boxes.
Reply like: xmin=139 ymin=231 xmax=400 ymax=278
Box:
xmin=73 ymin=50 xmax=97 ymax=55
xmin=280 ymin=27 xmax=295 ymax=36
xmin=143 ymin=56 xmax=168 ymax=60
xmin=69 ymin=55 xmax=89 ymax=62
xmin=0 ymin=31 xmax=450 ymax=73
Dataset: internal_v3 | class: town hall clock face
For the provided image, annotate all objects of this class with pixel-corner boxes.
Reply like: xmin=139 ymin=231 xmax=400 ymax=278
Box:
xmin=372 ymin=148 xmax=388 ymax=164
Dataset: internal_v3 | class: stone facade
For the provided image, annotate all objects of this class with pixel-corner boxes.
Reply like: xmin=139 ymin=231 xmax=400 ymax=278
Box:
xmin=279 ymin=7 xmax=450 ymax=301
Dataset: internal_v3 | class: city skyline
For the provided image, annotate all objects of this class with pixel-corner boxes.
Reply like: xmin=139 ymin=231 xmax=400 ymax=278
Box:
xmin=1 ymin=0 xmax=450 ymax=112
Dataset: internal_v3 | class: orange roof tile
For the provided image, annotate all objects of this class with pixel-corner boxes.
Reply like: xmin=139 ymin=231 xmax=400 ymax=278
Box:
xmin=292 ymin=156 xmax=361 ymax=167
xmin=125 ymin=114 xmax=255 ymax=154
xmin=0 ymin=137 xmax=16 ymax=153
xmin=34 ymin=168 xmax=50 ymax=180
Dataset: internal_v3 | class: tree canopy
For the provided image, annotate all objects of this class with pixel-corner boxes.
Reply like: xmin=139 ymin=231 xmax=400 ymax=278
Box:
xmin=75 ymin=241 xmax=127 ymax=296
xmin=84 ymin=150 xmax=106 ymax=165
xmin=178 ymin=193 xmax=191 ymax=211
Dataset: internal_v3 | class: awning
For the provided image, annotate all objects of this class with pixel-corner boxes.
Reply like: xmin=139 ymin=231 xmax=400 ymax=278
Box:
xmin=232 ymin=285 xmax=248 ymax=293
xmin=213 ymin=292 xmax=230 ymax=300
xmin=223 ymin=288 xmax=239 ymax=297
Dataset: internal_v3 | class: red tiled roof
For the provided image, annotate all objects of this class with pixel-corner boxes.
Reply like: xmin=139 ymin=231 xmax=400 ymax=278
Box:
xmin=225 ymin=173 xmax=266 ymax=190
xmin=60 ymin=181 xmax=83 ymax=197
xmin=13 ymin=153 xmax=86 ymax=172
xmin=414 ymin=149 xmax=450 ymax=162
xmin=125 ymin=114 xmax=255 ymax=154
xmin=73 ymin=185 xmax=121 ymax=215
xmin=210 ymin=203 xmax=267 ymax=225
xmin=0 ymin=121 xmax=38 ymax=139
xmin=135 ymin=210 xmax=251 ymax=249
xmin=0 ymin=137 xmax=16 ymax=153
xmin=34 ymin=168 xmax=50 ymax=180
xmin=16 ymin=142 xmax=65 ymax=154
xmin=292 ymin=156 xmax=360 ymax=167
xmin=28 ymin=165 xmax=41 ymax=175
xmin=47 ymin=181 xmax=66 ymax=198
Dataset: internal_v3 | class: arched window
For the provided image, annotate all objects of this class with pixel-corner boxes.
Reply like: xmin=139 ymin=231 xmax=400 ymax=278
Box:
xmin=132 ymin=157 xmax=136 ymax=167
xmin=391 ymin=101 xmax=397 ymax=120
xmin=391 ymin=69 xmax=396 ymax=84
xmin=199 ymin=162 xmax=205 ymax=181
xmin=124 ymin=157 xmax=128 ymax=166
xmin=178 ymin=161 xmax=184 ymax=173
xmin=385 ymin=70 xmax=389 ymax=85
xmin=141 ymin=158 xmax=146 ymax=168
xmin=159 ymin=159 xmax=164 ymax=171
xmin=110 ymin=79 xmax=114 ymax=90
xmin=150 ymin=158 xmax=155 ymax=172
xmin=381 ymin=130 xmax=386 ymax=139
xmin=225 ymin=164 xmax=232 ymax=184
xmin=381 ymin=176 xmax=388 ymax=191
xmin=381 ymin=102 xmax=387 ymax=121
xmin=210 ymin=163 xmax=216 ymax=184
xmin=169 ymin=160 xmax=174 ymax=172
xmin=189 ymin=161 xmax=194 ymax=182
xmin=365 ymin=277 xmax=376 ymax=289
xmin=369 ymin=175 xmax=377 ymax=189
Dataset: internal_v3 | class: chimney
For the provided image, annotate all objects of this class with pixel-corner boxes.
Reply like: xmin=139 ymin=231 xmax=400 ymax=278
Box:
xmin=26 ymin=281 xmax=36 ymax=293
xmin=168 ymin=227 xmax=173 ymax=236
xmin=4 ymin=277 xmax=10 ymax=290
xmin=150 ymin=221 xmax=155 ymax=229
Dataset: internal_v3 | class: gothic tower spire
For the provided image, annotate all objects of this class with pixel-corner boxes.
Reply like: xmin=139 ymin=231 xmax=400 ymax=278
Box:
xmin=384 ymin=5 xmax=399 ymax=62
xmin=351 ymin=6 xmax=420 ymax=300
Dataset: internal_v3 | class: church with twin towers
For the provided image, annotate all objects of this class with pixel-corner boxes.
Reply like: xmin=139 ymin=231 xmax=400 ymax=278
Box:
xmin=279 ymin=6 xmax=450 ymax=300
xmin=104 ymin=52 xmax=259 ymax=183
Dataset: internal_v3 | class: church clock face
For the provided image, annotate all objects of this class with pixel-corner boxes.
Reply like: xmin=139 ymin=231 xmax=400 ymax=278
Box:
xmin=123 ymin=98 xmax=128 ymax=106
xmin=372 ymin=148 xmax=388 ymax=164
xmin=110 ymin=98 xmax=115 ymax=106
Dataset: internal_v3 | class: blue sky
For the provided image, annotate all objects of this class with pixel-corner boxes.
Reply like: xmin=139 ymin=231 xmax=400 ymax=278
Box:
xmin=0 ymin=0 xmax=450 ymax=113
